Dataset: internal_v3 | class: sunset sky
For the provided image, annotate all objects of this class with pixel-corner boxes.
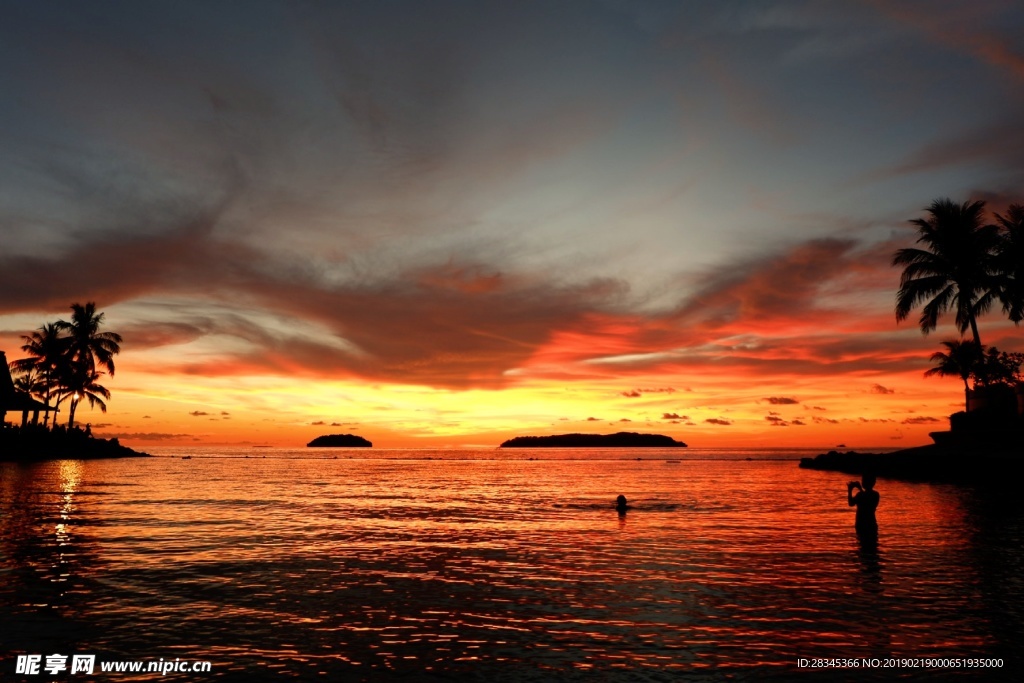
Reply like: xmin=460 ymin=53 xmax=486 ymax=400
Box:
xmin=2 ymin=1 xmax=1022 ymax=449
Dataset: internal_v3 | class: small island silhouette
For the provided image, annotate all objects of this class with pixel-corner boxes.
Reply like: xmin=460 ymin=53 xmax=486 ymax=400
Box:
xmin=500 ymin=432 xmax=687 ymax=448
xmin=307 ymin=434 xmax=373 ymax=447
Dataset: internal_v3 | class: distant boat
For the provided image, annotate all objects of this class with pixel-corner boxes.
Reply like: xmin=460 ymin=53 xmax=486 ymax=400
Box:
xmin=181 ymin=456 xmax=192 ymax=460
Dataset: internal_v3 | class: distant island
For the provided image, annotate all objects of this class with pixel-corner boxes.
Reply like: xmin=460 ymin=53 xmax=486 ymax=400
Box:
xmin=500 ymin=432 xmax=687 ymax=448
xmin=307 ymin=434 xmax=373 ymax=447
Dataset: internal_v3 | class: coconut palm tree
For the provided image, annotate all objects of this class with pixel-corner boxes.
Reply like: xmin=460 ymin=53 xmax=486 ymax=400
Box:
xmin=893 ymin=199 xmax=1000 ymax=345
xmin=60 ymin=367 xmax=111 ymax=429
xmin=56 ymin=302 xmax=122 ymax=377
xmin=10 ymin=323 xmax=68 ymax=427
xmin=11 ymin=367 xmax=44 ymax=397
xmin=993 ymin=203 xmax=1024 ymax=324
xmin=924 ymin=339 xmax=983 ymax=412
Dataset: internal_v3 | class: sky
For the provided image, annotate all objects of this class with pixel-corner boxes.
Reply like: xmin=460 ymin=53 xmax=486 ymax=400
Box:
xmin=2 ymin=0 xmax=1022 ymax=449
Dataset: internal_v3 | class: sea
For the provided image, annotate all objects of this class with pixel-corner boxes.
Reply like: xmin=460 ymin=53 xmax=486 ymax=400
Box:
xmin=1 ymin=447 xmax=1021 ymax=681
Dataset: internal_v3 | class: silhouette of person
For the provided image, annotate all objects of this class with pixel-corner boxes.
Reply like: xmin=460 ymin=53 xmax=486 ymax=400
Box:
xmin=848 ymin=473 xmax=879 ymax=539
xmin=615 ymin=495 xmax=629 ymax=514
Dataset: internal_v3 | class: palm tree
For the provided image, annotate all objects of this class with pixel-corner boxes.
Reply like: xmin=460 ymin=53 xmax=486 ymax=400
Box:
xmin=11 ymin=367 xmax=44 ymax=397
xmin=61 ymin=367 xmax=111 ymax=429
xmin=994 ymin=203 xmax=1024 ymax=324
xmin=923 ymin=339 xmax=983 ymax=412
xmin=893 ymin=199 xmax=1000 ymax=345
xmin=10 ymin=323 xmax=68 ymax=427
xmin=57 ymin=302 xmax=122 ymax=377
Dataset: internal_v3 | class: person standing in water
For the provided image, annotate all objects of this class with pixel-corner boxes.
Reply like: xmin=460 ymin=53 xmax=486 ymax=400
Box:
xmin=847 ymin=473 xmax=879 ymax=537
xmin=615 ymin=495 xmax=629 ymax=514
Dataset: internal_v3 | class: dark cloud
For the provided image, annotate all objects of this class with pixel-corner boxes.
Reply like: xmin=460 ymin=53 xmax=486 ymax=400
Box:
xmin=671 ymin=239 xmax=862 ymax=327
xmin=902 ymin=416 xmax=940 ymax=424
xmin=101 ymin=432 xmax=192 ymax=441
xmin=791 ymin=419 xmax=806 ymax=426
xmin=586 ymin=416 xmax=600 ymax=421
xmin=188 ymin=411 xmax=209 ymax=417
xmin=813 ymin=416 xmax=839 ymax=424
xmin=764 ymin=397 xmax=798 ymax=405
xmin=310 ymin=420 xmax=326 ymax=425
xmin=870 ymin=384 xmax=895 ymax=394
xmin=765 ymin=415 xmax=787 ymax=426
xmin=2 ymin=1 xmax=1019 ymax=402
xmin=662 ymin=412 xmax=688 ymax=420
xmin=705 ymin=418 xmax=731 ymax=426
xmin=863 ymin=119 xmax=1024 ymax=186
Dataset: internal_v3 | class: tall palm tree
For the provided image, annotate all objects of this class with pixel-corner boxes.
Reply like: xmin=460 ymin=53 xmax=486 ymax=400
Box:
xmin=923 ymin=339 xmax=982 ymax=412
xmin=10 ymin=322 xmax=68 ymax=427
xmin=893 ymin=199 xmax=1000 ymax=345
xmin=994 ymin=203 xmax=1024 ymax=324
xmin=57 ymin=302 xmax=122 ymax=378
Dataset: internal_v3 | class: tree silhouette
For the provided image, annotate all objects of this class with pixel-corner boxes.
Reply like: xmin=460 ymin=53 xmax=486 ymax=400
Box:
xmin=994 ymin=204 xmax=1024 ymax=324
xmin=11 ymin=303 xmax=122 ymax=429
xmin=893 ymin=199 xmax=1000 ymax=345
xmin=11 ymin=366 xmax=44 ymax=397
xmin=10 ymin=322 xmax=67 ymax=427
xmin=62 ymin=367 xmax=110 ymax=429
xmin=923 ymin=339 xmax=982 ymax=412
xmin=57 ymin=302 xmax=122 ymax=378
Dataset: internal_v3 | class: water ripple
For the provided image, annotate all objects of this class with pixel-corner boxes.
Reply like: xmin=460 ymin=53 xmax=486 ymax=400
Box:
xmin=2 ymin=455 xmax=1022 ymax=680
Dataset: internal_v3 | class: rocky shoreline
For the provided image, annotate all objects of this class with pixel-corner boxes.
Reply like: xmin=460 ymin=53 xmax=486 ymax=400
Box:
xmin=0 ymin=426 xmax=150 ymax=461
xmin=799 ymin=442 xmax=1020 ymax=483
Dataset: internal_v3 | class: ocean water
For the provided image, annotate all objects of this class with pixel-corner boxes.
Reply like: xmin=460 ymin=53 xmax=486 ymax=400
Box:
xmin=2 ymin=448 xmax=1021 ymax=681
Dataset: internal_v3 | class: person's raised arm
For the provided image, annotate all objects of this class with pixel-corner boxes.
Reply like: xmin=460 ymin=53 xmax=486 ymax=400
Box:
xmin=847 ymin=480 xmax=861 ymax=507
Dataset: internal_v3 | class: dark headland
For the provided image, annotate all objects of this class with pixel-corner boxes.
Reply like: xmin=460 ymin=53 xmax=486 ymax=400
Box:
xmin=0 ymin=425 xmax=150 ymax=462
xmin=307 ymin=434 xmax=373 ymax=447
xmin=800 ymin=405 xmax=1022 ymax=483
xmin=500 ymin=432 xmax=687 ymax=448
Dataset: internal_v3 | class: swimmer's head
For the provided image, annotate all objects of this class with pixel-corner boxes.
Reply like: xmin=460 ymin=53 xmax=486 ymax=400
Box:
xmin=616 ymin=494 xmax=627 ymax=508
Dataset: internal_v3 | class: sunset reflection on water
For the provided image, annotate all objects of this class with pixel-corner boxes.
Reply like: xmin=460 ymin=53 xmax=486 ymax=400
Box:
xmin=2 ymin=451 xmax=1020 ymax=680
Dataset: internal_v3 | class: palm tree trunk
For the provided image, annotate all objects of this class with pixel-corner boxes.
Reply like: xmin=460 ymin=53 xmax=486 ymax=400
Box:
xmin=68 ymin=398 xmax=78 ymax=429
xmin=962 ymin=379 xmax=970 ymax=413
xmin=43 ymin=373 xmax=52 ymax=428
xmin=969 ymin=315 xmax=982 ymax=346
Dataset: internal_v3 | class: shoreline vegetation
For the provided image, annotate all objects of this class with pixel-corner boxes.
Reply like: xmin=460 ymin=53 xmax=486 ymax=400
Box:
xmin=2 ymin=301 xmax=143 ymax=461
xmin=802 ymin=198 xmax=1023 ymax=484
xmin=0 ymin=423 xmax=150 ymax=461
xmin=500 ymin=432 xmax=687 ymax=448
